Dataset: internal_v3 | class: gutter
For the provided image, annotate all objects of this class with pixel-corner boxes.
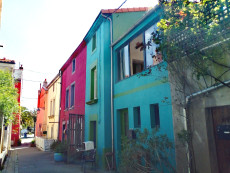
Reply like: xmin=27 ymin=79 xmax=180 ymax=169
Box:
xmin=101 ymin=13 xmax=114 ymax=169
xmin=186 ymin=79 xmax=230 ymax=103
xmin=57 ymin=70 xmax=62 ymax=140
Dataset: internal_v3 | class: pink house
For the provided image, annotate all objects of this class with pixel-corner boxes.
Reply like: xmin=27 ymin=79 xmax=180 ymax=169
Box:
xmin=59 ymin=40 xmax=86 ymax=147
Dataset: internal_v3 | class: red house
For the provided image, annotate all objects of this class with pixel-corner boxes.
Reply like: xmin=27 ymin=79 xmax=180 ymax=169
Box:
xmin=59 ymin=40 xmax=87 ymax=148
xmin=0 ymin=58 xmax=23 ymax=146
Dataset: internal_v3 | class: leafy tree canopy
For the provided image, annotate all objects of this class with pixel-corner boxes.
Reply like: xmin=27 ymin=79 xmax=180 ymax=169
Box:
xmin=0 ymin=69 xmax=19 ymax=124
xmin=20 ymin=106 xmax=35 ymax=128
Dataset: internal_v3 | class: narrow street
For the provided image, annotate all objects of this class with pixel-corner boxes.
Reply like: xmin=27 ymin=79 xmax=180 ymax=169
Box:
xmin=2 ymin=136 xmax=102 ymax=173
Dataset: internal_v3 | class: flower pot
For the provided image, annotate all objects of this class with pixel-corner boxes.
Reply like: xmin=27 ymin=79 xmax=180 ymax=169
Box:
xmin=54 ymin=152 xmax=67 ymax=162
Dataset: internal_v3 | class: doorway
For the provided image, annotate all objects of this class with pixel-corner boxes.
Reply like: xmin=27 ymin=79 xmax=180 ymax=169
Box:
xmin=212 ymin=106 xmax=230 ymax=173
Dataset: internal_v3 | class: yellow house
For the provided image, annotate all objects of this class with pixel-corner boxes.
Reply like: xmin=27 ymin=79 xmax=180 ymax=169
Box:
xmin=46 ymin=74 xmax=61 ymax=140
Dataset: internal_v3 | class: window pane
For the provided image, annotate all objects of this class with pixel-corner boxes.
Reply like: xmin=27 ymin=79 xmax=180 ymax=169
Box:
xmin=90 ymin=67 xmax=97 ymax=100
xmin=130 ymin=34 xmax=144 ymax=75
xmin=145 ymin=24 xmax=162 ymax=67
xmin=71 ymin=84 xmax=75 ymax=107
xmin=150 ymin=104 xmax=160 ymax=128
xmin=133 ymin=107 xmax=141 ymax=128
xmin=118 ymin=45 xmax=129 ymax=81
xmin=72 ymin=59 xmax=76 ymax=73
xmin=92 ymin=34 xmax=96 ymax=52
xmin=66 ymin=89 xmax=69 ymax=108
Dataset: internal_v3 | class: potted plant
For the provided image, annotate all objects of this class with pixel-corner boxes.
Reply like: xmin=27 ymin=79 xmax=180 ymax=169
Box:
xmin=30 ymin=139 xmax=35 ymax=147
xmin=51 ymin=141 xmax=68 ymax=162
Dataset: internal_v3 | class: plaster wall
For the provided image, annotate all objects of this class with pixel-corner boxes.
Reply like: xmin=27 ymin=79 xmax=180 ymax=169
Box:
xmin=188 ymin=86 xmax=230 ymax=173
xmin=85 ymin=20 xmax=112 ymax=168
xmin=47 ymin=76 xmax=61 ymax=140
xmin=59 ymin=44 xmax=86 ymax=141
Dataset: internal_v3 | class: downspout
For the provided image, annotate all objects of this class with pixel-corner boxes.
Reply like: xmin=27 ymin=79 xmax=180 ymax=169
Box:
xmin=57 ymin=70 xmax=62 ymax=140
xmin=101 ymin=13 xmax=114 ymax=169
xmin=184 ymin=79 xmax=230 ymax=172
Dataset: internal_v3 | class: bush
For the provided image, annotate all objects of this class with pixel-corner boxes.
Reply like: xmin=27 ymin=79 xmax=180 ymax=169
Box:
xmin=50 ymin=140 xmax=68 ymax=153
xmin=119 ymin=129 xmax=176 ymax=173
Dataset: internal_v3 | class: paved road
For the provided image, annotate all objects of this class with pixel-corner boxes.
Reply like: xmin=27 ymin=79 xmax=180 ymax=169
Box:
xmin=17 ymin=147 xmax=84 ymax=173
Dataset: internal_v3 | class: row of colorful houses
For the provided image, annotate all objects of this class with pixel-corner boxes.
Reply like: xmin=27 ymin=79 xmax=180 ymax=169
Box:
xmin=36 ymin=4 xmax=230 ymax=173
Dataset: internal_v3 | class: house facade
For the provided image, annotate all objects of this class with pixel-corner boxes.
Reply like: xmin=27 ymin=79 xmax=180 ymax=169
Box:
xmin=46 ymin=74 xmax=61 ymax=140
xmin=112 ymin=6 xmax=175 ymax=168
xmin=0 ymin=58 xmax=23 ymax=165
xmin=36 ymin=79 xmax=48 ymax=137
xmin=58 ymin=40 xmax=87 ymax=157
xmin=84 ymin=8 xmax=150 ymax=168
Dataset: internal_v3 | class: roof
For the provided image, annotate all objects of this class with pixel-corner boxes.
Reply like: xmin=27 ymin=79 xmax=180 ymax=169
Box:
xmin=0 ymin=58 xmax=15 ymax=64
xmin=84 ymin=7 xmax=150 ymax=42
xmin=60 ymin=40 xmax=86 ymax=72
xmin=101 ymin=7 xmax=150 ymax=14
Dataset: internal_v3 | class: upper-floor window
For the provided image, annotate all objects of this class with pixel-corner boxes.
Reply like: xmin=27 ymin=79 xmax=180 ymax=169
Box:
xmin=72 ymin=58 xmax=76 ymax=73
xmin=92 ymin=33 xmax=97 ymax=52
xmin=70 ymin=83 xmax=75 ymax=107
xmin=117 ymin=24 xmax=162 ymax=81
xmin=50 ymin=99 xmax=55 ymax=116
xmin=65 ymin=89 xmax=69 ymax=109
xmin=90 ymin=66 xmax=97 ymax=100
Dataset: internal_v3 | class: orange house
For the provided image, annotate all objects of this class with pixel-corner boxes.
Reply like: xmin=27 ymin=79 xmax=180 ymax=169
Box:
xmin=36 ymin=79 xmax=48 ymax=137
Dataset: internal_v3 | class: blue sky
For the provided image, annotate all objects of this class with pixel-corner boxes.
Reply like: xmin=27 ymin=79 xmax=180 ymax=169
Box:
xmin=0 ymin=0 xmax=157 ymax=110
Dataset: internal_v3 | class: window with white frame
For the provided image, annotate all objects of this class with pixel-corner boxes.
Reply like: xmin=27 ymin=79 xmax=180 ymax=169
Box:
xmin=92 ymin=33 xmax=97 ymax=52
xmin=70 ymin=83 xmax=75 ymax=107
xmin=117 ymin=23 xmax=162 ymax=81
xmin=90 ymin=66 xmax=97 ymax=100
xmin=65 ymin=89 xmax=69 ymax=109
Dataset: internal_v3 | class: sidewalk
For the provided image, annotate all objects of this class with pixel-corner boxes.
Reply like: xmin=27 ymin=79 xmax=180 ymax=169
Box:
xmin=2 ymin=146 xmax=116 ymax=173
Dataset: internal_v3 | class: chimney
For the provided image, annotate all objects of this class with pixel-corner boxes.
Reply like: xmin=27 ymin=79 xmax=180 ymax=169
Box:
xmin=43 ymin=79 xmax=47 ymax=88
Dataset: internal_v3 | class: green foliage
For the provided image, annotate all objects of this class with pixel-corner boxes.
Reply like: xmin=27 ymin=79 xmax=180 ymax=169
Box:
xmin=31 ymin=139 xmax=35 ymax=144
xmin=0 ymin=70 xmax=19 ymax=124
xmin=51 ymin=140 xmax=68 ymax=153
xmin=20 ymin=107 xmax=35 ymax=128
xmin=119 ymin=129 xmax=175 ymax=173
xmin=153 ymin=0 xmax=230 ymax=87
xmin=177 ymin=129 xmax=191 ymax=146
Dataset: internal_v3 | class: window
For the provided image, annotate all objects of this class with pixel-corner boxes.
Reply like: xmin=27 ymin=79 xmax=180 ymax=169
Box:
xmin=92 ymin=33 xmax=97 ymax=52
xmin=117 ymin=24 xmax=162 ymax=81
xmin=90 ymin=66 xmax=97 ymax=100
xmin=65 ymin=89 xmax=69 ymax=109
xmin=72 ymin=58 xmax=76 ymax=73
xmin=50 ymin=100 xmax=52 ymax=116
xmin=133 ymin=106 xmax=141 ymax=128
xmin=52 ymin=99 xmax=55 ymax=115
xmin=150 ymin=104 xmax=160 ymax=128
xmin=118 ymin=45 xmax=130 ymax=80
xmin=145 ymin=24 xmax=162 ymax=67
xmin=70 ymin=83 xmax=75 ymax=107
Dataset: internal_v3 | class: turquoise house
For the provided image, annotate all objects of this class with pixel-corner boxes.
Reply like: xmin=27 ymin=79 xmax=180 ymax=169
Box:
xmin=84 ymin=8 xmax=150 ymax=168
xmin=112 ymin=6 xmax=176 ymax=167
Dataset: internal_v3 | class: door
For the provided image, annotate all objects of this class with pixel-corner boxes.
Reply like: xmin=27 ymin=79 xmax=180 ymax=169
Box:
xmin=90 ymin=121 xmax=97 ymax=148
xmin=212 ymin=106 xmax=230 ymax=173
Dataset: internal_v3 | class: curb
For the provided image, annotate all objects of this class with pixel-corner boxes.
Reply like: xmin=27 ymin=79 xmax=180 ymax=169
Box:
xmin=2 ymin=149 xmax=18 ymax=173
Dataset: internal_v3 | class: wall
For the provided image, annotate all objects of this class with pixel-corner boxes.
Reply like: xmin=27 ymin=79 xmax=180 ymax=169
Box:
xmin=59 ymin=43 xmax=87 ymax=141
xmin=47 ymin=76 xmax=61 ymax=140
xmin=85 ymin=19 xmax=112 ymax=168
xmin=112 ymin=7 xmax=175 ymax=169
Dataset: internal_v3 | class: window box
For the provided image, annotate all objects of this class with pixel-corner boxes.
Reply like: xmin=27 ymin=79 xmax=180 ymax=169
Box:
xmin=86 ymin=99 xmax=98 ymax=105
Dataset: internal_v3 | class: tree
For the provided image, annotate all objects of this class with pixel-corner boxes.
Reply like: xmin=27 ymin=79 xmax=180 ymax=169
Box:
xmin=0 ymin=69 xmax=19 ymax=125
xmin=20 ymin=107 xmax=34 ymax=129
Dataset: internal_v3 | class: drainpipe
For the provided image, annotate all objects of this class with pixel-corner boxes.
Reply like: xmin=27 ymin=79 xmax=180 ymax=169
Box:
xmin=101 ymin=13 xmax=114 ymax=169
xmin=184 ymin=79 xmax=230 ymax=172
xmin=57 ymin=70 xmax=62 ymax=141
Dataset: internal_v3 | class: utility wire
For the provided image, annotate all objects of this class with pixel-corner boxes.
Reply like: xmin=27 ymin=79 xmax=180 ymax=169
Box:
xmin=112 ymin=0 xmax=128 ymax=13
xmin=23 ymin=79 xmax=43 ymax=83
